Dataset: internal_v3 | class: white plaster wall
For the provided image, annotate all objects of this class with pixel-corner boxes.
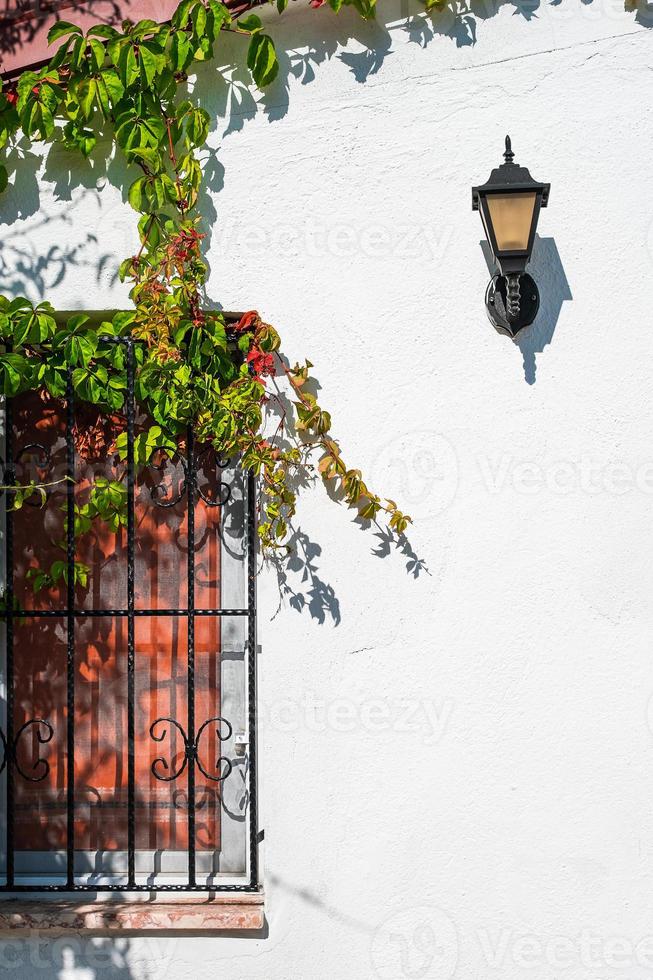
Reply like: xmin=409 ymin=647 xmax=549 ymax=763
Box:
xmin=2 ymin=1 xmax=653 ymax=976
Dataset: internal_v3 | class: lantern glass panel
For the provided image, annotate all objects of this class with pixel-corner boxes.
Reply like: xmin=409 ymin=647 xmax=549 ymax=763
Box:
xmin=486 ymin=191 xmax=537 ymax=252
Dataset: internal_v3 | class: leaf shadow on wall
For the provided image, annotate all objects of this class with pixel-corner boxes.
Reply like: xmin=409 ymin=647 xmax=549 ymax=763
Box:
xmin=194 ymin=0 xmax=552 ymax=142
xmin=263 ymin=377 xmax=342 ymax=625
xmin=263 ymin=361 xmax=428 ymax=625
xmin=2 ymin=0 xmax=653 ymax=300
xmin=192 ymin=0 xmax=614 ymax=299
xmin=480 ymin=235 xmax=572 ymax=384
xmin=0 ymin=134 xmax=134 ymax=302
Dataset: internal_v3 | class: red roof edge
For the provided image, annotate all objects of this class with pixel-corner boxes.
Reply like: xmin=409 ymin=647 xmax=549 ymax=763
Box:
xmin=1 ymin=0 xmax=265 ymax=81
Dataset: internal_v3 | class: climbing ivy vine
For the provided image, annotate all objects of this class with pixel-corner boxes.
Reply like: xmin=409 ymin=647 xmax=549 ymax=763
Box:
xmin=0 ymin=0 xmax=412 ymax=592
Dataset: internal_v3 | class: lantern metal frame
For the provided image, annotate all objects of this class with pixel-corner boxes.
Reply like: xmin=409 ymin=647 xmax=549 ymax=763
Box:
xmin=472 ymin=136 xmax=550 ymax=338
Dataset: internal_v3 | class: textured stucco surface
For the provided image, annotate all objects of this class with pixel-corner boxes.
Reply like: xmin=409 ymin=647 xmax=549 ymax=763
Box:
xmin=2 ymin=1 xmax=653 ymax=976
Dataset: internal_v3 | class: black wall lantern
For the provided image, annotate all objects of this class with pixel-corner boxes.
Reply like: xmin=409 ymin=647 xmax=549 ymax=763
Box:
xmin=472 ymin=136 xmax=550 ymax=338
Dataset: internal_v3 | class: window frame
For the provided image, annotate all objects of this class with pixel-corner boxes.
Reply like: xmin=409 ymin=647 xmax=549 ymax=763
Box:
xmin=0 ymin=324 xmax=260 ymax=897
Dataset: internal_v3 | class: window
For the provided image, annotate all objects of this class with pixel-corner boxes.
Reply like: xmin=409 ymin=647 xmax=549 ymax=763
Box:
xmin=0 ymin=331 xmax=259 ymax=895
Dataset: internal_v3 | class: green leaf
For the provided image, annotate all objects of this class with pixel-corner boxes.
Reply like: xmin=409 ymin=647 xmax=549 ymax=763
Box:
xmin=208 ymin=0 xmax=230 ymax=28
xmin=7 ymin=297 xmax=31 ymax=315
xmin=118 ymin=257 xmax=134 ymax=282
xmin=21 ymin=100 xmax=55 ymax=141
xmin=191 ymin=1 xmax=207 ymax=37
xmin=131 ymin=18 xmax=160 ymax=38
xmin=172 ymin=0 xmax=194 ymax=28
xmin=0 ymin=353 xmax=28 ymax=396
xmin=27 ymin=568 xmax=51 ymax=593
xmin=67 ymin=313 xmax=90 ymax=332
xmin=47 ymin=21 xmax=82 ymax=44
xmin=128 ymin=146 xmax=162 ymax=171
xmin=185 ymin=106 xmax=209 ymax=147
xmin=48 ymin=36 xmax=74 ymax=71
xmin=114 ymin=432 xmax=128 ymax=458
xmin=12 ymin=315 xmax=32 ymax=347
xmin=50 ymin=560 xmax=66 ymax=584
xmin=68 ymin=34 xmax=85 ymax=70
xmin=139 ymin=41 xmax=165 ymax=86
xmin=76 ymin=77 xmax=97 ymax=118
xmin=112 ymin=311 xmax=137 ymax=335
xmin=171 ymin=30 xmax=191 ymax=71
xmin=87 ymin=25 xmax=121 ymax=40
xmin=16 ymin=72 xmax=39 ymax=111
xmin=155 ymin=172 xmax=177 ymax=206
xmin=64 ymin=333 xmax=96 ymax=367
xmin=237 ymin=13 xmax=263 ymax=32
xmin=88 ymin=37 xmax=106 ymax=70
xmin=115 ymin=107 xmax=166 ymax=150
xmin=247 ymin=33 xmax=279 ymax=87
xmin=0 ymin=165 xmax=7 ymax=194
xmin=104 ymin=68 xmax=125 ymax=101
xmin=62 ymin=120 xmax=96 ymax=157
xmin=118 ymin=43 xmax=139 ymax=88
xmin=35 ymin=310 xmax=56 ymax=339
xmin=128 ymin=175 xmax=148 ymax=211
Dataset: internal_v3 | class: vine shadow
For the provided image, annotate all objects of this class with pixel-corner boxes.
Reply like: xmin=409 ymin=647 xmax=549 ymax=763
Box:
xmin=0 ymin=134 xmax=132 ymax=301
xmin=262 ymin=372 xmax=342 ymax=625
xmin=262 ymin=358 xmax=428 ymax=624
xmin=192 ymin=0 xmax=601 ymax=293
xmin=1 ymin=0 xmax=652 ymax=299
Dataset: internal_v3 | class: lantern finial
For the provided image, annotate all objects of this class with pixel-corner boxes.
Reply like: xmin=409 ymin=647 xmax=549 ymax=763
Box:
xmin=504 ymin=135 xmax=514 ymax=164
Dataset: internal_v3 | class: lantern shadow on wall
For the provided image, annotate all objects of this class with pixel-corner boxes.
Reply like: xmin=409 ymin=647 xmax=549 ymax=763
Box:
xmin=480 ymin=234 xmax=572 ymax=384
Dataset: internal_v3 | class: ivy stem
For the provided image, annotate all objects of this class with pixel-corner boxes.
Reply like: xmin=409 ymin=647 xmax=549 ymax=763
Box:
xmin=135 ymin=214 xmax=156 ymax=261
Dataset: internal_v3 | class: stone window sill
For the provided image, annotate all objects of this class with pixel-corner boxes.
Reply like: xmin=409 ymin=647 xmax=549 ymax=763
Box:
xmin=0 ymin=893 xmax=265 ymax=932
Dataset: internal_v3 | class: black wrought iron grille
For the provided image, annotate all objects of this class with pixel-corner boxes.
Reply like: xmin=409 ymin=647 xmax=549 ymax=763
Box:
xmin=0 ymin=336 xmax=258 ymax=892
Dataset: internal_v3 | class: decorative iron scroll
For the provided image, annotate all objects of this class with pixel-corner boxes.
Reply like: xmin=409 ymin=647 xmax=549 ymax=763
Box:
xmin=0 ymin=718 xmax=54 ymax=782
xmin=195 ymin=445 xmax=232 ymax=508
xmin=148 ymin=447 xmax=188 ymax=508
xmin=149 ymin=715 xmax=233 ymax=783
xmin=0 ymin=442 xmax=53 ymax=505
xmin=15 ymin=443 xmax=53 ymax=506
xmin=147 ymin=446 xmax=232 ymax=509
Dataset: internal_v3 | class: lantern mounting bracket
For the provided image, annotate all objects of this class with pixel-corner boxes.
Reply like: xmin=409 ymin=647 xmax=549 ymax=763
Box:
xmin=485 ymin=272 xmax=539 ymax=338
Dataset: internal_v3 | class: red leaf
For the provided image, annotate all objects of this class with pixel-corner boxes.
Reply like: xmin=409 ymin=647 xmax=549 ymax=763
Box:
xmin=233 ymin=310 xmax=260 ymax=333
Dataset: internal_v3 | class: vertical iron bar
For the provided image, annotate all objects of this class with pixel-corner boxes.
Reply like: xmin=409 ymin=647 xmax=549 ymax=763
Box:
xmin=4 ymin=393 xmax=14 ymax=887
xmin=186 ymin=424 xmax=196 ymax=887
xmin=247 ymin=471 xmax=258 ymax=888
xmin=126 ymin=341 xmax=136 ymax=887
xmin=65 ymin=370 xmax=75 ymax=887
